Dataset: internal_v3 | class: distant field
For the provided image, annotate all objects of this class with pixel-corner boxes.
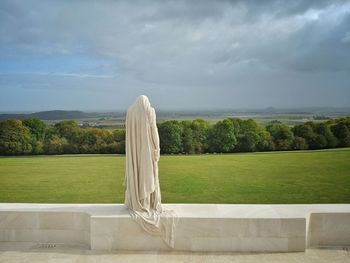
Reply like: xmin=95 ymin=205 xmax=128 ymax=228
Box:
xmin=40 ymin=113 xmax=345 ymax=129
xmin=95 ymin=115 xmax=327 ymax=131
xmin=0 ymin=148 xmax=349 ymax=203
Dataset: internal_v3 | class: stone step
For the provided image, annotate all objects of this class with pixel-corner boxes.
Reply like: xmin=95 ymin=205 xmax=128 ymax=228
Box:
xmin=0 ymin=204 xmax=349 ymax=252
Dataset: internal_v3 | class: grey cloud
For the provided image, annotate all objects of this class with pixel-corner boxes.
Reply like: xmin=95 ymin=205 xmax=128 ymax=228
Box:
xmin=0 ymin=0 xmax=349 ymax=110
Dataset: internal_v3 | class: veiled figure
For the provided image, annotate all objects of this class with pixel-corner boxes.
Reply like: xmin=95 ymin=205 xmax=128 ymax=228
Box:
xmin=123 ymin=95 xmax=177 ymax=248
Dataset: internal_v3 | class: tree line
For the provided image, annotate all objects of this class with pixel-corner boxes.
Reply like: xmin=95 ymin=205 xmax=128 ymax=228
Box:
xmin=0 ymin=116 xmax=349 ymax=156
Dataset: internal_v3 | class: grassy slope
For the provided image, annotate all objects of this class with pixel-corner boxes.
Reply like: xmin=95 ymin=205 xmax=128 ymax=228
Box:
xmin=0 ymin=148 xmax=349 ymax=203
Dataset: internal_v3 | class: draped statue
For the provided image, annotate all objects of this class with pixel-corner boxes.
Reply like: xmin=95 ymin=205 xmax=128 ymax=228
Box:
xmin=123 ymin=95 xmax=178 ymax=248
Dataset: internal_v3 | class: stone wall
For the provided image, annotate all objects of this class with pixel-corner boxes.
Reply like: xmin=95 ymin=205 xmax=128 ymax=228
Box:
xmin=0 ymin=204 xmax=349 ymax=252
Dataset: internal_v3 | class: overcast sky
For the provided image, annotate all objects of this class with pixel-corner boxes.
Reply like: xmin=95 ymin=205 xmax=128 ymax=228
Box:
xmin=0 ymin=0 xmax=349 ymax=111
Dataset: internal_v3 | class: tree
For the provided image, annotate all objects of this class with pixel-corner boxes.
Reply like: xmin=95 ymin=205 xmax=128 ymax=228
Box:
xmin=292 ymin=122 xmax=315 ymax=149
xmin=266 ymin=123 xmax=294 ymax=150
xmin=30 ymin=140 xmax=44 ymax=154
xmin=116 ymin=141 xmax=125 ymax=154
xmin=43 ymin=135 xmax=68 ymax=154
xmin=292 ymin=122 xmax=314 ymax=138
xmin=113 ymin=129 xmax=126 ymax=142
xmin=208 ymin=119 xmax=237 ymax=153
xmin=181 ymin=121 xmax=195 ymax=154
xmin=74 ymin=128 xmax=112 ymax=153
xmin=54 ymin=120 xmax=81 ymax=143
xmin=227 ymin=118 xmax=241 ymax=138
xmin=331 ymin=122 xmax=350 ymax=147
xmin=191 ymin=119 xmax=210 ymax=153
xmin=256 ymin=127 xmax=275 ymax=151
xmin=312 ymin=134 xmax=328 ymax=149
xmin=237 ymin=131 xmax=260 ymax=152
xmin=292 ymin=121 xmax=340 ymax=149
xmin=22 ymin=118 xmax=46 ymax=141
xmin=0 ymin=119 xmax=32 ymax=155
xmin=314 ymin=123 xmax=338 ymax=148
xmin=22 ymin=118 xmax=47 ymax=154
xmin=113 ymin=129 xmax=126 ymax=154
xmin=44 ymin=126 xmax=58 ymax=141
xmin=293 ymin=136 xmax=309 ymax=150
xmin=158 ymin=121 xmax=182 ymax=153
xmin=182 ymin=126 xmax=195 ymax=154
xmin=235 ymin=119 xmax=265 ymax=152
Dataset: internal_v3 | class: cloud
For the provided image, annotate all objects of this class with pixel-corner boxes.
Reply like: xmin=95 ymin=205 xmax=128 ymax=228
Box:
xmin=0 ymin=0 xmax=349 ymax=110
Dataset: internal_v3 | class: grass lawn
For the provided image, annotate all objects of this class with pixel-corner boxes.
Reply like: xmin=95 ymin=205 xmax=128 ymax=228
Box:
xmin=0 ymin=148 xmax=349 ymax=204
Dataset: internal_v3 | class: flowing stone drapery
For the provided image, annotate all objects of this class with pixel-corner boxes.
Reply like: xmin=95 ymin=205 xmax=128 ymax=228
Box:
xmin=123 ymin=95 xmax=178 ymax=248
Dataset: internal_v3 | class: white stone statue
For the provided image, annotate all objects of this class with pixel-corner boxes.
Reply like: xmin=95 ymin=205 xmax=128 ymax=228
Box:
xmin=123 ymin=95 xmax=178 ymax=248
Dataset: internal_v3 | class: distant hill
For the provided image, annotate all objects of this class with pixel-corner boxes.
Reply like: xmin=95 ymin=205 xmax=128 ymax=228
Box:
xmin=0 ymin=110 xmax=97 ymax=120
xmin=157 ymin=107 xmax=350 ymax=116
xmin=0 ymin=107 xmax=349 ymax=121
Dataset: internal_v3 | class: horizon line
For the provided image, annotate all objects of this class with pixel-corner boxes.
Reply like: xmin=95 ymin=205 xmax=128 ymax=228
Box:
xmin=1 ymin=105 xmax=350 ymax=114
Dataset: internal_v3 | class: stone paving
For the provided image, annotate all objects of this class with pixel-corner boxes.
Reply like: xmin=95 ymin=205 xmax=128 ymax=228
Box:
xmin=0 ymin=247 xmax=349 ymax=263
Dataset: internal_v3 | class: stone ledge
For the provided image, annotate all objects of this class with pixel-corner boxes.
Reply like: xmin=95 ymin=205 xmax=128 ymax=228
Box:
xmin=0 ymin=204 xmax=349 ymax=252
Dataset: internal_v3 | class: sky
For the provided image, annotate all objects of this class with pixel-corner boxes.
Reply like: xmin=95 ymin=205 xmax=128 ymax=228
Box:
xmin=0 ymin=0 xmax=350 ymax=112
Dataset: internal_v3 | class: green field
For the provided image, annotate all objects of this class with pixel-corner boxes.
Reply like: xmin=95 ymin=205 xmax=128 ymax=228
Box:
xmin=0 ymin=148 xmax=349 ymax=204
